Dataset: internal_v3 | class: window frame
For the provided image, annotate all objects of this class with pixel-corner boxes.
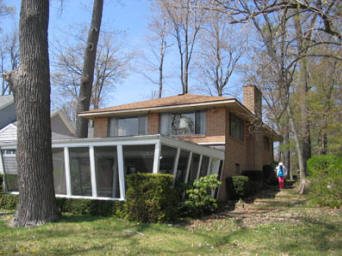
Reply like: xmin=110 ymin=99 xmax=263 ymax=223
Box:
xmin=229 ymin=112 xmax=244 ymax=141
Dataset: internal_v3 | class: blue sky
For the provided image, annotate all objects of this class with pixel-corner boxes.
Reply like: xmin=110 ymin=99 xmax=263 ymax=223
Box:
xmin=2 ymin=0 xmax=244 ymax=108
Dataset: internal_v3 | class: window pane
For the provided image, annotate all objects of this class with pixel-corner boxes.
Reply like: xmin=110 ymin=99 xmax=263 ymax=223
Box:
xmin=123 ymin=145 xmax=154 ymax=175
xmin=118 ymin=118 xmax=139 ymax=136
xmin=69 ymin=147 xmax=92 ymax=196
xmin=209 ymin=159 xmax=220 ymax=174
xmin=108 ymin=118 xmax=118 ymax=136
xmin=159 ymin=145 xmax=177 ymax=174
xmin=2 ymin=150 xmax=18 ymax=192
xmin=95 ymin=146 xmax=120 ymax=198
xmin=160 ymin=113 xmax=171 ymax=135
xmin=230 ymin=113 xmax=244 ymax=141
xmin=199 ymin=156 xmax=210 ymax=178
xmin=5 ymin=174 xmax=18 ymax=192
xmin=52 ymin=148 xmax=66 ymax=195
xmin=175 ymin=150 xmax=190 ymax=186
xmin=188 ymin=153 xmax=200 ymax=184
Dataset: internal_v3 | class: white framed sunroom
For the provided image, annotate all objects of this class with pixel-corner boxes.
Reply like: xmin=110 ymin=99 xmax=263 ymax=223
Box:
xmin=0 ymin=135 xmax=224 ymax=201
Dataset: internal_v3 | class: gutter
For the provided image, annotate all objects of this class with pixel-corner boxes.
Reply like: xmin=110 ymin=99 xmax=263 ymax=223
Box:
xmin=78 ymin=99 xmax=237 ymax=118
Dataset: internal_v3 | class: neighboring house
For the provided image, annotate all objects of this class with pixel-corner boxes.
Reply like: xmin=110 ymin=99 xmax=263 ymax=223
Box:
xmin=0 ymin=95 xmax=16 ymax=130
xmin=79 ymin=85 xmax=281 ymax=201
xmin=0 ymin=110 xmax=75 ymax=174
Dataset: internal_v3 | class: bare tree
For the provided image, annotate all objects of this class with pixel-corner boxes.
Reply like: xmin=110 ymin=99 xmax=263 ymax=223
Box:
xmin=139 ymin=12 xmax=170 ymax=98
xmin=0 ymin=31 xmax=19 ymax=95
xmin=3 ymin=0 xmax=58 ymax=227
xmin=52 ymin=31 xmax=129 ymax=122
xmin=158 ymin=0 xmax=206 ymax=94
xmin=197 ymin=10 xmax=246 ymax=96
xmin=75 ymin=0 xmax=104 ymax=138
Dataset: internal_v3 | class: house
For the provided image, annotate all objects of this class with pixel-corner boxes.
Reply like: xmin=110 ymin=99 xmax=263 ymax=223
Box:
xmin=0 ymin=85 xmax=280 ymax=201
xmin=0 ymin=95 xmax=16 ymax=130
xmin=0 ymin=110 xmax=75 ymax=175
xmin=78 ymin=84 xmax=281 ymax=201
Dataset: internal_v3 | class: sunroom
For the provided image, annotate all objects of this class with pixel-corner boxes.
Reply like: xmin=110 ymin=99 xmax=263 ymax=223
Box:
xmin=0 ymin=135 xmax=224 ymax=201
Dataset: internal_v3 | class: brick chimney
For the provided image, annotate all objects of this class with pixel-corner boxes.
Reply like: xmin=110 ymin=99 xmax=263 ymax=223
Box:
xmin=243 ymin=84 xmax=262 ymax=119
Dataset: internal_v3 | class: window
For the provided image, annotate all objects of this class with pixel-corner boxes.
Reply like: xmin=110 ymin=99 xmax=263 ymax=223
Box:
xmin=52 ymin=148 xmax=67 ymax=195
xmin=123 ymin=145 xmax=154 ymax=175
xmin=69 ymin=147 xmax=92 ymax=196
xmin=175 ymin=150 xmax=190 ymax=186
xmin=159 ymin=145 xmax=177 ymax=174
xmin=108 ymin=116 xmax=147 ymax=136
xmin=230 ymin=113 xmax=244 ymax=141
xmin=188 ymin=153 xmax=200 ymax=184
xmin=2 ymin=149 xmax=16 ymax=156
xmin=160 ymin=111 xmax=205 ymax=136
xmin=94 ymin=146 xmax=120 ymax=198
xmin=199 ymin=156 xmax=210 ymax=178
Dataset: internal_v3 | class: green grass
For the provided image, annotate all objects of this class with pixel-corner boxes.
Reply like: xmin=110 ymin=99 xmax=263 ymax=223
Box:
xmin=0 ymin=188 xmax=342 ymax=255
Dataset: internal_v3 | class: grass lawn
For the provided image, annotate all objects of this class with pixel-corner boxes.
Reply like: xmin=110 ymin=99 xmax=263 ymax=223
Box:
xmin=0 ymin=187 xmax=342 ymax=255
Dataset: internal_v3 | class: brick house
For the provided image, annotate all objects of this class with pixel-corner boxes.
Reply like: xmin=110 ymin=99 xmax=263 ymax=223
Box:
xmin=79 ymin=85 xmax=281 ymax=201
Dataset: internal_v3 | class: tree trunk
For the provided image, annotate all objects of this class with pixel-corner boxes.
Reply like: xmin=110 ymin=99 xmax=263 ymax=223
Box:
xmin=75 ymin=0 xmax=104 ymax=138
xmin=6 ymin=0 xmax=58 ymax=227
xmin=283 ymin=126 xmax=292 ymax=180
xmin=287 ymin=105 xmax=306 ymax=194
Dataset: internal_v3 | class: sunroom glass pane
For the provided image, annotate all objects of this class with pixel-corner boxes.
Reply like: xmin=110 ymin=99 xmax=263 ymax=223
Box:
xmin=69 ymin=147 xmax=92 ymax=196
xmin=94 ymin=146 xmax=120 ymax=198
xmin=159 ymin=145 xmax=177 ymax=174
xmin=123 ymin=144 xmax=155 ymax=175
xmin=199 ymin=156 xmax=210 ymax=178
xmin=175 ymin=150 xmax=190 ymax=186
xmin=52 ymin=148 xmax=66 ymax=195
xmin=188 ymin=153 xmax=200 ymax=184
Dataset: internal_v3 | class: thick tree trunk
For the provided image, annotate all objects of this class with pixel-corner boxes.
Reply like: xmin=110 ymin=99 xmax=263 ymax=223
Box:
xmin=6 ymin=0 xmax=58 ymax=227
xmin=75 ymin=0 xmax=104 ymax=138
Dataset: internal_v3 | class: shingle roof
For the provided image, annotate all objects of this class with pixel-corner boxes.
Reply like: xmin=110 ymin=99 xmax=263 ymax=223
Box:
xmin=82 ymin=94 xmax=234 ymax=115
xmin=0 ymin=95 xmax=14 ymax=110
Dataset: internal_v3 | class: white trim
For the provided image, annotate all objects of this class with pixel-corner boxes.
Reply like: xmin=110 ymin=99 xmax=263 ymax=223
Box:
xmin=89 ymin=146 xmax=97 ymax=197
xmin=185 ymin=152 xmax=192 ymax=183
xmin=117 ymin=145 xmax=125 ymax=200
xmin=198 ymin=142 xmax=225 ymax=145
xmin=51 ymin=139 xmax=160 ymax=148
xmin=172 ymin=148 xmax=181 ymax=184
xmin=153 ymin=142 xmax=161 ymax=174
xmin=79 ymin=99 xmax=237 ymax=118
xmin=196 ymin=155 xmax=203 ymax=180
xmin=64 ymin=147 xmax=71 ymax=196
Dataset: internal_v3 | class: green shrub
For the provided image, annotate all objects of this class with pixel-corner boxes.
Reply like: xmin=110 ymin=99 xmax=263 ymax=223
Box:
xmin=263 ymin=165 xmax=278 ymax=185
xmin=183 ymin=174 xmax=221 ymax=217
xmin=0 ymin=193 xmax=18 ymax=210
xmin=232 ymin=175 xmax=250 ymax=199
xmin=124 ymin=173 xmax=180 ymax=223
xmin=0 ymin=174 xmax=3 ymax=192
xmin=307 ymin=155 xmax=342 ymax=208
xmin=241 ymin=170 xmax=264 ymax=194
xmin=58 ymin=198 xmax=124 ymax=216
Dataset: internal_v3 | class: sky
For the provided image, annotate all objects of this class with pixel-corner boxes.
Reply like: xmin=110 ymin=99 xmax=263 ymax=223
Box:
xmin=1 ymin=0 xmax=244 ymax=109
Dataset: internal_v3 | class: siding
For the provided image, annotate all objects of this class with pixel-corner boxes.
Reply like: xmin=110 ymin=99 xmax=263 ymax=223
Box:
xmin=0 ymin=104 xmax=16 ymax=130
xmin=0 ymin=124 xmax=17 ymax=143
xmin=2 ymin=156 xmax=17 ymax=174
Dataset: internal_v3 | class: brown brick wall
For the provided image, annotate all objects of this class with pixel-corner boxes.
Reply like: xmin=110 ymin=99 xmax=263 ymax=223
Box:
xmin=206 ymin=107 xmax=226 ymax=136
xmin=148 ymin=113 xmax=160 ymax=134
xmin=243 ymin=85 xmax=262 ymax=119
xmin=94 ymin=118 xmax=108 ymax=137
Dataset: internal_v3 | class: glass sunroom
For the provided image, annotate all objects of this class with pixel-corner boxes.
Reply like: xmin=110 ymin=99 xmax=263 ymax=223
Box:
xmin=0 ymin=135 xmax=225 ymax=201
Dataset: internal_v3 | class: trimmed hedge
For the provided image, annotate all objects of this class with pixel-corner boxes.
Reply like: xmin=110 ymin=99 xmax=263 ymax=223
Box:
xmin=124 ymin=173 xmax=180 ymax=223
xmin=308 ymin=155 xmax=342 ymax=208
xmin=0 ymin=193 xmax=18 ymax=210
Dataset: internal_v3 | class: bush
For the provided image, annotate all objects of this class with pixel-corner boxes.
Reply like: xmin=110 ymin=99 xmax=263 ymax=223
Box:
xmin=183 ymin=174 xmax=221 ymax=217
xmin=307 ymin=155 xmax=342 ymax=208
xmin=231 ymin=176 xmax=250 ymax=199
xmin=123 ymin=173 xmax=180 ymax=223
xmin=263 ymin=165 xmax=278 ymax=185
xmin=241 ymin=170 xmax=264 ymax=194
xmin=0 ymin=193 xmax=18 ymax=210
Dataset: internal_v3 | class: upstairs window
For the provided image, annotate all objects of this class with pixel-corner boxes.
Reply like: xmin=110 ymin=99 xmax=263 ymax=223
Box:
xmin=108 ymin=116 xmax=147 ymax=136
xmin=160 ymin=111 xmax=205 ymax=136
xmin=229 ymin=113 xmax=244 ymax=141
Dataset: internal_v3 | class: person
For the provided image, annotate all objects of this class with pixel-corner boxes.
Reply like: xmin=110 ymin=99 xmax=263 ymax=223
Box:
xmin=276 ymin=162 xmax=287 ymax=189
